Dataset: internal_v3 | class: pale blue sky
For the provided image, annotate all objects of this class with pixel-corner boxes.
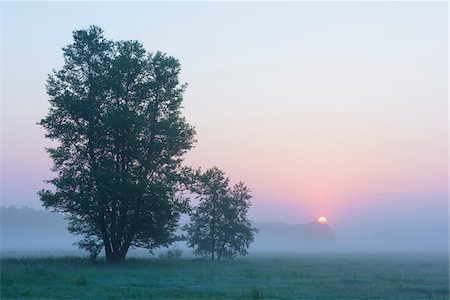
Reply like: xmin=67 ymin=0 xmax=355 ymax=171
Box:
xmin=1 ymin=1 xmax=448 ymax=244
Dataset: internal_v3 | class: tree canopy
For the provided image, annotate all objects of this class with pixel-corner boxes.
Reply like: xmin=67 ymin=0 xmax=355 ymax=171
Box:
xmin=184 ymin=167 xmax=258 ymax=260
xmin=38 ymin=26 xmax=195 ymax=262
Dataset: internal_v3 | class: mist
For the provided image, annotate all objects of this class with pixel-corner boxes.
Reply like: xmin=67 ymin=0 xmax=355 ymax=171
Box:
xmin=2 ymin=204 xmax=447 ymax=257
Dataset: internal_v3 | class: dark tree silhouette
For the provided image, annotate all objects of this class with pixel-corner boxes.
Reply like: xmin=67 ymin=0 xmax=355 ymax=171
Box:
xmin=38 ymin=26 xmax=195 ymax=262
xmin=184 ymin=167 xmax=258 ymax=260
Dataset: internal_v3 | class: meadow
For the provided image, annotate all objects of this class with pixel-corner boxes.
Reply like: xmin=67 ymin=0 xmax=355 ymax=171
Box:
xmin=1 ymin=253 xmax=448 ymax=299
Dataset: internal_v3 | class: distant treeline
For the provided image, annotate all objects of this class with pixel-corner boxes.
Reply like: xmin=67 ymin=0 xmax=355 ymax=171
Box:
xmin=1 ymin=206 xmax=336 ymax=253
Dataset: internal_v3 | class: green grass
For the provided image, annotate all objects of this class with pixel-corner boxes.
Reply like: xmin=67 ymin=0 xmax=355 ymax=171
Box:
xmin=1 ymin=253 xmax=448 ymax=299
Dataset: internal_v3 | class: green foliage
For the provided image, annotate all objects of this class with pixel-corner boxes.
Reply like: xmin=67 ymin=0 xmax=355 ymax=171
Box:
xmin=38 ymin=25 xmax=195 ymax=262
xmin=184 ymin=167 xmax=258 ymax=260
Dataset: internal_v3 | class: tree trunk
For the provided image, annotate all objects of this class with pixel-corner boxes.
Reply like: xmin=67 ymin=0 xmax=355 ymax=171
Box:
xmin=105 ymin=246 xmax=128 ymax=262
xmin=103 ymin=238 xmax=130 ymax=262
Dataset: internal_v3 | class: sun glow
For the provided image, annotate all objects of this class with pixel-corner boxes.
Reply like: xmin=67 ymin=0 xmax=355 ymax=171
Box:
xmin=318 ymin=216 xmax=328 ymax=224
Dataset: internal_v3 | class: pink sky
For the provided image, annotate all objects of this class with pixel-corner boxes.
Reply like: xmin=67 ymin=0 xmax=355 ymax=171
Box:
xmin=1 ymin=3 xmax=448 ymax=231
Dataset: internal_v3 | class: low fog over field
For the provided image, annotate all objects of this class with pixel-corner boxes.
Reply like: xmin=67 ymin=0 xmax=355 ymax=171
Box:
xmin=2 ymin=206 xmax=447 ymax=256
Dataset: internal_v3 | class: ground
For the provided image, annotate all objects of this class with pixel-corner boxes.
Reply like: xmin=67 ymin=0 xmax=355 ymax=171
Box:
xmin=1 ymin=253 xmax=448 ymax=299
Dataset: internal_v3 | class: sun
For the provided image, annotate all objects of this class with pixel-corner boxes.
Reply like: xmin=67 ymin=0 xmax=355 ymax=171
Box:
xmin=317 ymin=216 xmax=328 ymax=224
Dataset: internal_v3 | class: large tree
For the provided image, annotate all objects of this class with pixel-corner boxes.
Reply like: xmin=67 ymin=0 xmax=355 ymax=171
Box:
xmin=38 ymin=26 xmax=195 ymax=262
xmin=184 ymin=167 xmax=258 ymax=260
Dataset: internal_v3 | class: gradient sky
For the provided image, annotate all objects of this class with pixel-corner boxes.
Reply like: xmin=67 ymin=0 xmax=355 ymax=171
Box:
xmin=1 ymin=2 xmax=448 ymax=239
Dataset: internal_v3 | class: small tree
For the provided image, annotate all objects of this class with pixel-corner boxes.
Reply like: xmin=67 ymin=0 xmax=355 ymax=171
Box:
xmin=184 ymin=167 xmax=258 ymax=260
xmin=38 ymin=26 xmax=195 ymax=262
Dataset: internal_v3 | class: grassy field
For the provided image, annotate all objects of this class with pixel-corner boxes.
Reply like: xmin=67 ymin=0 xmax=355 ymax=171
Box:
xmin=1 ymin=253 xmax=448 ymax=299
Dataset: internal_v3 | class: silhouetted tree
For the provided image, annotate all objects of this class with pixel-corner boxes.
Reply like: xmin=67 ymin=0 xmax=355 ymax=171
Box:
xmin=184 ymin=167 xmax=258 ymax=260
xmin=38 ymin=26 xmax=195 ymax=262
